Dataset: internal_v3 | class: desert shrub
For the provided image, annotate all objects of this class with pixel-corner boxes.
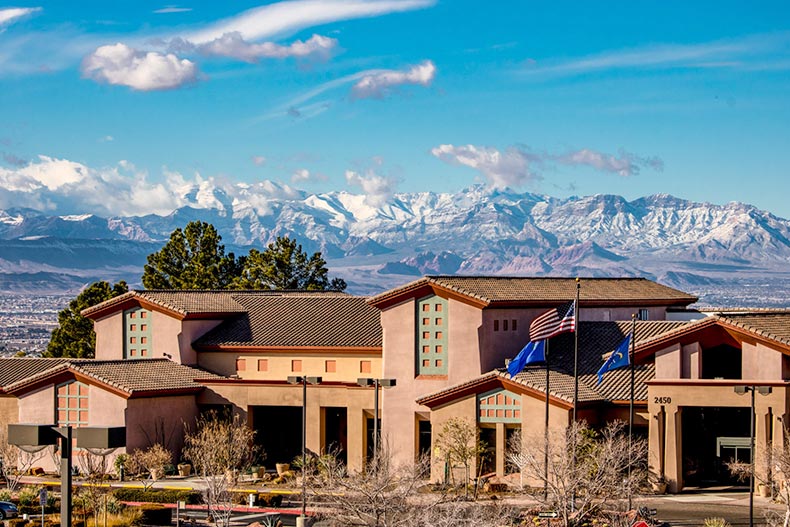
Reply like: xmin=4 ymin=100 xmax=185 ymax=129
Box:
xmin=112 ymin=488 xmax=201 ymax=505
xmin=703 ymin=519 xmax=730 ymax=527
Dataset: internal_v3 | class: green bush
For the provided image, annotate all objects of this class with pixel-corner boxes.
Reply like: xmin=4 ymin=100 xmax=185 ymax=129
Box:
xmin=17 ymin=487 xmax=38 ymax=507
xmin=0 ymin=490 xmax=11 ymax=501
xmin=112 ymin=488 xmax=202 ymax=505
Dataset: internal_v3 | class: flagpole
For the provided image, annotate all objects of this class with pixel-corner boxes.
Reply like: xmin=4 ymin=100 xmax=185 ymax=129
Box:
xmin=544 ymin=339 xmax=550 ymax=500
xmin=573 ymin=278 xmax=580 ymax=422
xmin=628 ymin=313 xmax=636 ymax=510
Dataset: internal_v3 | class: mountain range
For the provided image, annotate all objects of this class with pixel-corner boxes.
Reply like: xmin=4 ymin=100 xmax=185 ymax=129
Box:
xmin=2 ymin=184 xmax=789 ymax=306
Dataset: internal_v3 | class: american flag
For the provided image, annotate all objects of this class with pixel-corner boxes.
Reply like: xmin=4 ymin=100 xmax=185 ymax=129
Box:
xmin=529 ymin=300 xmax=576 ymax=341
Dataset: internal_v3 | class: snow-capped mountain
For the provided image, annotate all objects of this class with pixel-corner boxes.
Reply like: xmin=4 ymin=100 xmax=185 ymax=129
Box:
xmin=2 ymin=185 xmax=790 ymax=305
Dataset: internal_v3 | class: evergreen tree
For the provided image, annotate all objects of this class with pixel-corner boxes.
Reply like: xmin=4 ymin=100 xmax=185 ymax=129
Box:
xmin=142 ymin=221 xmax=242 ymax=289
xmin=46 ymin=280 xmax=128 ymax=358
xmin=233 ymin=236 xmax=347 ymax=291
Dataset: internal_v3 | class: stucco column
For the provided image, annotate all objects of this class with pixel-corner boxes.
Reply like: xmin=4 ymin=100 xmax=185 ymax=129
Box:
xmin=648 ymin=406 xmax=666 ymax=482
xmin=755 ymin=407 xmax=774 ymax=484
xmin=664 ymin=407 xmax=682 ymax=493
xmin=495 ymin=422 xmax=506 ymax=476
xmin=346 ymin=407 xmax=365 ymax=474
xmin=306 ymin=403 xmax=321 ymax=456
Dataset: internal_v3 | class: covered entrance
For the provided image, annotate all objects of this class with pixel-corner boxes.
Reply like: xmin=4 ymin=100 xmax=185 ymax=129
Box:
xmin=682 ymin=406 xmax=750 ymax=487
xmin=251 ymin=406 xmax=302 ymax=465
xmin=323 ymin=407 xmax=347 ymax=464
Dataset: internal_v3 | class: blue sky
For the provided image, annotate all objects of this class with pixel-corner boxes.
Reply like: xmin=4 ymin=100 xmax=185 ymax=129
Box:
xmin=1 ymin=1 xmax=790 ymax=218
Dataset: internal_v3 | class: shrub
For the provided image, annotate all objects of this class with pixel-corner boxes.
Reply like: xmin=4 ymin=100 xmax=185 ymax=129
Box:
xmin=8 ymin=519 xmax=27 ymax=527
xmin=17 ymin=487 xmax=38 ymax=507
xmin=112 ymin=488 xmax=202 ymax=505
xmin=703 ymin=519 xmax=730 ymax=527
xmin=0 ymin=490 xmax=11 ymax=501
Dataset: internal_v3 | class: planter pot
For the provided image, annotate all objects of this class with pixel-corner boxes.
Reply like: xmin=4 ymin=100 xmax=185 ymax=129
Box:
xmin=758 ymin=483 xmax=771 ymax=497
xmin=256 ymin=466 xmax=267 ymax=478
xmin=276 ymin=463 xmax=290 ymax=476
xmin=177 ymin=463 xmax=192 ymax=477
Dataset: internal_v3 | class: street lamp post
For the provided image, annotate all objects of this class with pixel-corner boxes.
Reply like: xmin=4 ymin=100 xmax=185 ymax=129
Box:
xmin=357 ymin=378 xmax=396 ymax=459
xmin=287 ymin=375 xmax=322 ymax=527
xmin=734 ymin=384 xmax=772 ymax=527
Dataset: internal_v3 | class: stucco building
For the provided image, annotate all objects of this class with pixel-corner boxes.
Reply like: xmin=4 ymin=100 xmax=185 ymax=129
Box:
xmin=1 ymin=276 xmax=788 ymax=493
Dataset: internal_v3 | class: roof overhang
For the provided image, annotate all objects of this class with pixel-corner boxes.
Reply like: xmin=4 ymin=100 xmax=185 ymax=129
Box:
xmin=367 ymin=279 xmax=489 ymax=310
xmin=194 ymin=345 xmax=382 ymax=354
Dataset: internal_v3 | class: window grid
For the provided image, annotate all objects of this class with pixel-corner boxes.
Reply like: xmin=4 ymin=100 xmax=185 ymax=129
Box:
xmin=56 ymin=381 xmax=89 ymax=427
xmin=124 ymin=307 xmax=153 ymax=359
xmin=478 ymin=388 xmax=521 ymax=424
xmin=416 ymin=295 xmax=448 ymax=375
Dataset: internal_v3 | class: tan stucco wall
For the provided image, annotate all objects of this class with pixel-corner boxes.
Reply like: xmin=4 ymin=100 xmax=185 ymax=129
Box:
xmin=0 ymin=396 xmax=18 ymax=430
xmin=742 ymin=342 xmax=785 ymax=380
xmin=655 ymin=343 xmax=682 ymax=379
xmin=94 ymin=307 xmax=223 ymax=364
xmin=647 ymin=382 xmax=788 ymax=493
xmin=200 ymin=382 xmax=374 ymax=473
xmin=126 ymin=395 xmax=199 ymax=457
xmin=19 ymin=386 xmax=55 ymax=425
xmin=94 ymin=310 xmax=124 ymax=360
xmin=198 ymin=351 xmax=381 ymax=381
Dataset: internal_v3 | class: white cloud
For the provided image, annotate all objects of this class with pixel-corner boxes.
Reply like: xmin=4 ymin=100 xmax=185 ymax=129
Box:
xmin=81 ymin=43 xmax=198 ymax=91
xmin=431 ymin=144 xmax=541 ymax=188
xmin=154 ymin=6 xmax=192 ymax=14
xmin=345 ymin=168 xmax=398 ymax=207
xmin=558 ymin=148 xmax=663 ymax=177
xmin=291 ymin=168 xmax=328 ymax=184
xmin=251 ymin=155 xmax=266 ymax=166
xmin=184 ymin=0 xmax=434 ymax=45
xmin=0 ymin=7 xmax=41 ymax=30
xmin=432 ymin=144 xmax=663 ymax=187
xmin=351 ymin=60 xmax=435 ymax=99
xmin=198 ymin=32 xmax=336 ymax=62
xmin=99 ymin=135 xmax=114 ymax=142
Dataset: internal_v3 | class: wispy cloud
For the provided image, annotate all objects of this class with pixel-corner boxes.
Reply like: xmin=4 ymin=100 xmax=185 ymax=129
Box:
xmin=292 ymin=168 xmax=328 ymax=184
xmin=351 ymin=60 xmax=436 ymax=99
xmin=432 ymin=144 xmax=662 ymax=188
xmin=154 ymin=6 xmax=193 ymax=14
xmin=81 ymin=43 xmax=198 ymax=91
xmin=184 ymin=0 xmax=435 ymax=44
xmin=0 ymin=7 xmax=41 ymax=30
xmin=524 ymin=32 xmax=790 ymax=77
xmin=192 ymin=32 xmax=337 ymax=62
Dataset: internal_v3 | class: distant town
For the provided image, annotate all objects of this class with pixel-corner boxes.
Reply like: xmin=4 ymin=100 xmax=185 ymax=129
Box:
xmin=0 ymin=293 xmax=71 ymax=355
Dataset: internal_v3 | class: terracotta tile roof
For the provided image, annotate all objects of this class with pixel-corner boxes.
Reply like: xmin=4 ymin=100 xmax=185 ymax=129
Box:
xmin=714 ymin=312 xmax=790 ymax=347
xmin=194 ymin=294 xmax=382 ymax=349
xmin=0 ymin=358 xmax=83 ymax=390
xmin=1 ymin=358 xmax=224 ymax=396
xmin=82 ymin=289 xmax=350 ymax=318
xmin=418 ymin=321 xmax=689 ymax=406
xmin=368 ymin=276 xmax=697 ymax=307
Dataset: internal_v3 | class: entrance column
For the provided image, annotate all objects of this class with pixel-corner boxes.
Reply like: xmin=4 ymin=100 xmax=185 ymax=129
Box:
xmin=347 ymin=407 xmax=365 ymax=473
xmin=648 ymin=406 xmax=666 ymax=483
xmin=664 ymin=407 xmax=682 ymax=493
xmin=495 ymin=422 xmax=506 ymax=476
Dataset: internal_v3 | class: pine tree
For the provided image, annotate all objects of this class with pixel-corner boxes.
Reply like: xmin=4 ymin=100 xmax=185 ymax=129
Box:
xmin=46 ymin=280 xmax=128 ymax=358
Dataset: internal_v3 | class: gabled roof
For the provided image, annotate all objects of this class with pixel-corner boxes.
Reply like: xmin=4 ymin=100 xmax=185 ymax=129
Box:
xmin=194 ymin=294 xmax=382 ymax=350
xmin=0 ymin=358 xmax=224 ymax=398
xmin=635 ymin=311 xmax=790 ymax=357
xmin=417 ymin=320 xmax=689 ymax=408
xmin=82 ymin=289 xmax=349 ymax=320
xmin=368 ymin=276 xmax=697 ymax=309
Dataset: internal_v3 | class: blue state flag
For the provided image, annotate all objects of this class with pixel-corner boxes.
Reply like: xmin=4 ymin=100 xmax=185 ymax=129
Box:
xmin=507 ymin=339 xmax=545 ymax=377
xmin=597 ymin=333 xmax=632 ymax=384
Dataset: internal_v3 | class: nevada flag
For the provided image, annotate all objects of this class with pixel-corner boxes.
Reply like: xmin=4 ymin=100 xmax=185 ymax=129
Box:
xmin=597 ymin=333 xmax=631 ymax=384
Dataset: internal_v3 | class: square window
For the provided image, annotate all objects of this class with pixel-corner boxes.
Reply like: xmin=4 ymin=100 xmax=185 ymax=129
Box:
xmin=503 ymin=320 xmax=508 ymax=331
xmin=141 ymin=336 xmax=147 ymax=344
xmin=422 ymin=317 xmax=430 ymax=325
xmin=360 ymin=360 xmax=371 ymax=374
xmin=435 ymin=331 xmax=443 ymax=339
xmin=140 ymin=311 xmax=147 ymax=319
xmin=422 ymin=359 xmax=430 ymax=367
xmin=130 ymin=324 xmax=137 ymax=331
xmin=512 ymin=320 xmax=517 ymax=331
xmin=325 ymin=360 xmax=336 ymax=373
xmin=140 ymin=324 xmax=147 ymax=331
xmin=292 ymin=360 xmax=302 ymax=372
xmin=79 ymin=384 xmax=88 ymax=396
xmin=435 ymin=345 xmax=443 ymax=353
xmin=130 ymin=337 xmax=137 ymax=344
xmin=422 ymin=331 xmax=430 ymax=339
xmin=435 ymin=317 xmax=442 ymax=325
xmin=68 ymin=410 xmax=77 ymax=422
xmin=435 ymin=359 xmax=443 ymax=367
xmin=435 ymin=304 xmax=442 ymax=312
xmin=257 ymin=359 xmax=268 ymax=371
xmin=130 ymin=349 xmax=137 ymax=356
xmin=129 ymin=312 xmax=136 ymax=319
xmin=422 ymin=345 xmax=430 ymax=353
xmin=69 ymin=384 xmax=78 ymax=395
xmin=141 ymin=349 xmax=148 ymax=356
xmin=422 ymin=304 xmax=430 ymax=312
xmin=236 ymin=358 xmax=246 ymax=371
xmin=79 ymin=398 xmax=88 ymax=409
